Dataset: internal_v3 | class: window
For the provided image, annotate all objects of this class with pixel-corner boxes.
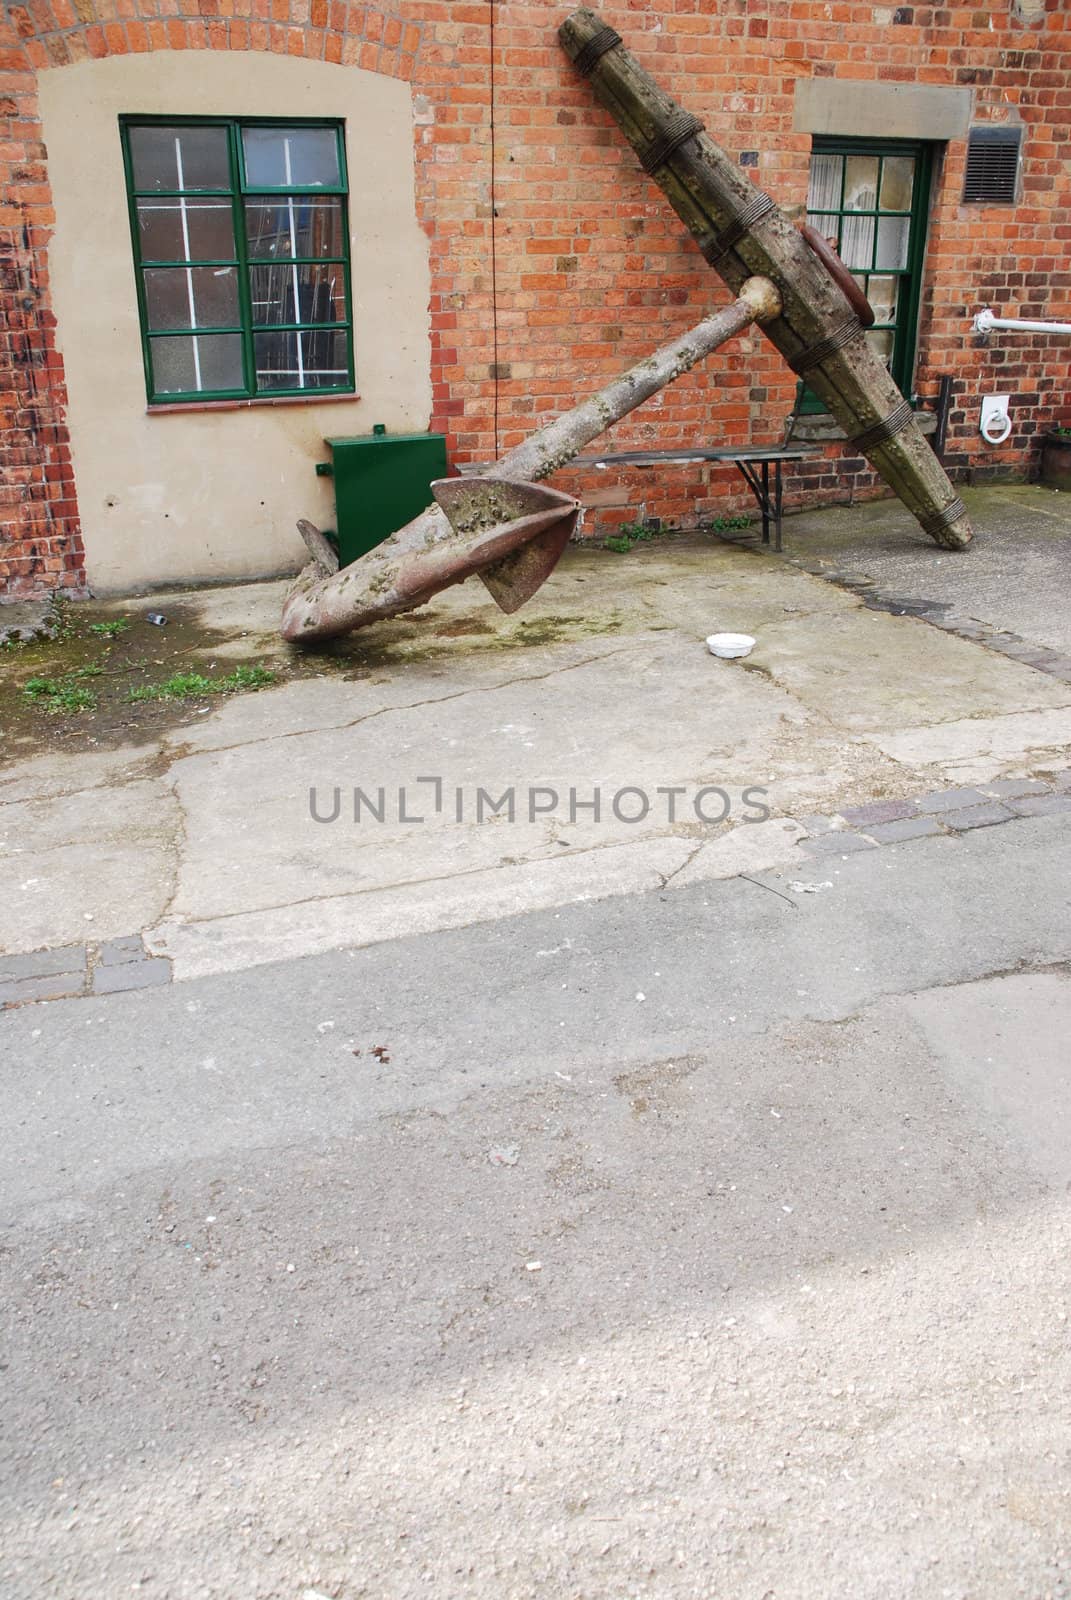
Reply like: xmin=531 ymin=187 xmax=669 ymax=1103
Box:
xmin=962 ymin=125 xmax=1022 ymax=206
xmin=802 ymin=137 xmax=934 ymax=413
xmin=120 ymin=118 xmax=354 ymax=404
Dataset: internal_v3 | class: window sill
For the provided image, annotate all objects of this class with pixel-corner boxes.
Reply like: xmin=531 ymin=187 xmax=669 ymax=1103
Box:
xmin=147 ymin=391 xmax=360 ymax=416
xmin=790 ymin=407 xmax=937 ymax=443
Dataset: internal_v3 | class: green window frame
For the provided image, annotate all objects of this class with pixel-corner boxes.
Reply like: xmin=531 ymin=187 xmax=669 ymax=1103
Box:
xmin=120 ymin=117 xmax=355 ymax=405
xmin=801 ymin=136 xmax=934 ymax=415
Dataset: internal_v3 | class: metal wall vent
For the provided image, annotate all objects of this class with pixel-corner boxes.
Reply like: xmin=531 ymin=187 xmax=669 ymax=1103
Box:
xmin=963 ymin=124 xmax=1022 ymax=204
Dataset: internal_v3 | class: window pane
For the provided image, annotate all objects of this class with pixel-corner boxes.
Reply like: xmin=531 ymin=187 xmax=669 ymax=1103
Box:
xmin=249 ymin=262 xmax=347 ymax=326
xmin=242 ymin=127 xmax=341 ymax=189
xmin=865 ymin=328 xmax=894 ymax=368
xmin=143 ymin=265 xmax=239 ymax=330
xmin=875 ymin=215 xmax=910 ymax=270
xmin=129 ymin=125 xmax=230 ymax=192
xmin=840 ymin=214 xmax=875 ymax=270
xmin=844 ymin=154 xmax=879 ymax=211
xmin=150 ymin=333 xmax=244 ymax=395
xmin=244 ymin=197 xmax=345 ymax=260
xmin=137 ymin=198 xmax=236 ymax=263
xmin=866 ymin=273 xmax=899 ymax=323
xmin=879 ymin=155 xmax=915 ymax=211
xmin=807 ymin=153 xmax=842 ymax=213
xmin=254 ymin=328 xmax=349 ymax=391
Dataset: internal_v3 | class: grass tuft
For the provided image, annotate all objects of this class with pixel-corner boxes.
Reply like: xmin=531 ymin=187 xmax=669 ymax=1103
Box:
xmin=23 ymin=664 xmax=103 ymax=715
xmin=127 ymin=663 xmax=276 ymax=703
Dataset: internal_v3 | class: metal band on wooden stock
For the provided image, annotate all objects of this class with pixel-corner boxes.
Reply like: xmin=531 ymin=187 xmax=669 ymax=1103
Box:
xmin=850 ymin=396 xmax=915 ymax=454
xmin=699 ymin=191 xmax=777 ymax=267
xmin=573 ymin=26 xmax=622 ymax=76
xmin=919 ymin=497 xmax=967 ymax=540
xmin=639 ymin=110 xmax=705 ymax=173
xmin=789 ymin=314 xmax=864 ymax=376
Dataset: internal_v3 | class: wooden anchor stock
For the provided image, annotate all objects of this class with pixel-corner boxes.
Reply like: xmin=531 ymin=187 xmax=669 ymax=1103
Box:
xmin=559 ymin=7 xmax=973 ymax=554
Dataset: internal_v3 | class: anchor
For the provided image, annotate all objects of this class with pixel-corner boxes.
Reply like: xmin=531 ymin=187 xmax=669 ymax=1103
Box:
xmin=281 ymin=10 xmax=972 ymax=645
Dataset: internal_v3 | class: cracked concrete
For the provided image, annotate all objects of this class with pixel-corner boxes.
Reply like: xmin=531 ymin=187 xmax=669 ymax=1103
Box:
xmin=3 ymin=493 xmax=1071 ymax=973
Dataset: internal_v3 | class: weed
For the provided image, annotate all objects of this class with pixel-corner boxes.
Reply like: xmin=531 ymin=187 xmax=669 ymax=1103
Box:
xmin=705 ymin=513 xmax=753 ymax=534
xmin=45 ymin=594 xmax=76 ymax=642
xmin=127 ymin=663 xmax=276 ymax=703
xmin=602 ymin=517 xmax=665 ymax=553
xmin=23 ymin=664 xmax=103 ymax=715
xmin=89 ymin=619 xmax=130 ymax=638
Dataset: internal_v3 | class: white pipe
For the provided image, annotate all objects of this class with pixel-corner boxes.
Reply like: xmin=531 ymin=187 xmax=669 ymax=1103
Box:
xmin=973 ymin=307 xmax=1071 ymax=336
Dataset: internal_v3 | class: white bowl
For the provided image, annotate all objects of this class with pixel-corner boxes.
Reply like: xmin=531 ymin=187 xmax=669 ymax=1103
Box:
xmin=706 ymin=632 xmax=755 ymax=659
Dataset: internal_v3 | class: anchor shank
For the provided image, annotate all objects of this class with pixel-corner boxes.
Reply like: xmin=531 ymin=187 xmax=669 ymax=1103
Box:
xmin=281 ymin=281 xmax=778 ymax=643
xmin=492 ymin=277 xmax=779 ymax=486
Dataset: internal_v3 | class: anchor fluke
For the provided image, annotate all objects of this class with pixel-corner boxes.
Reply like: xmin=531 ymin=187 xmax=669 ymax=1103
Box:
xmin=432 ymin=477 xmax=581 ymax=614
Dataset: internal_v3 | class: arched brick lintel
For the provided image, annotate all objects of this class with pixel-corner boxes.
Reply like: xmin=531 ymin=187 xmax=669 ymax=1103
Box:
xmin=5 ymin=5 xmax=424 ymax=81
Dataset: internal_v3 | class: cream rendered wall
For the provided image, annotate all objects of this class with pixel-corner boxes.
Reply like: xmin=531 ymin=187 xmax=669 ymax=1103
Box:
xmin=38 ymin=53 xmax=432 ymax=594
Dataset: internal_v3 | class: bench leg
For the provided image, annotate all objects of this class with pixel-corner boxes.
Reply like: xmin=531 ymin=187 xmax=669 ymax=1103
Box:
xmin=774 ymin=459 xmax=784 ymax=553
xmin=733 ymin=460 xmax=772 ymax=546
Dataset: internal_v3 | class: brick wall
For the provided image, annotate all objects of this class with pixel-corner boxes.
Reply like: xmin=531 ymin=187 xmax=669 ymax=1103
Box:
xmin=2 ymin=0 xmax=1068 ymax=595
xmin=0 ymin=92 xmax=85 ymax=598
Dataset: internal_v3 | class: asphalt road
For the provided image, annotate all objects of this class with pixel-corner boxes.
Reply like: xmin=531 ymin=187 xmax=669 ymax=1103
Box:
xmin=2 ymin=814 xmax=1071 ymax=1600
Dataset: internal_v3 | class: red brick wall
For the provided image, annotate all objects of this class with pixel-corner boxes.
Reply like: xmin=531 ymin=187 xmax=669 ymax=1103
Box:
xmin=0 ymin=78 xmax=85 ymax=599
xmin=2 ymin=0 xmax=1068 ymax=595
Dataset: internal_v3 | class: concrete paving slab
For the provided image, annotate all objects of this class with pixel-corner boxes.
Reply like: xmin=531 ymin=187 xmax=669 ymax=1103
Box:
xmin=0 ymin=599 xmax=53 ymax=647
xmin=0 ymin=779 xmax=177 ymax=954
xmin=867 ymin=705 xmax=1071 ymax=774
xmin=1008 ymin=792 xmax=1071 ymax=818
xmin=915 ymin=784 xmax=991 ymax=812
xmin=838 ymin=797 xmax=917 ymax=825
xmin=0 ymin=744 xmax=160 ymax=806
xmin=0 ymin=944 xmax=86 ymax=981
xmin=165 ymin=633 xmax=638 ymax=756
xmin=91 ymin=957 xmax=171 ymax=995
xmin=163 ymin=631 xmax=894 ymax=930
xmin=752 ymin=605 xmax=1071 ymax=734
xmin=0 ymin=970 xmax=85 ymax=1006
xmin=783 ymin=483 xmax=1071 ymax=655
xmin=96 ymin=934 xmax=148 ymax=966
xmin=940 ymin=800 xmax=1017 ymax=830
xmin=667 ymin=816 xmax=807 ymax=886
xmin=862 ymin=815 xmax=943 ymax=844
xmin=147 ymin=832 xmax=697 ymax=980
xmin=799 ymin=830 xmax=876 ymax=856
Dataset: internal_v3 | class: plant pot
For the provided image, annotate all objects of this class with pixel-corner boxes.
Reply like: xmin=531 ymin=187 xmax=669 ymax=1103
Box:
xmin=1039 ymin=433 xmax=1071 ymax=492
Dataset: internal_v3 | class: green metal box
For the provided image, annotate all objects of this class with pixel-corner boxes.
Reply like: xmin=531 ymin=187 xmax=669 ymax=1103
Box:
xmin=316 ymin=429 xmax=448 ymax=568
